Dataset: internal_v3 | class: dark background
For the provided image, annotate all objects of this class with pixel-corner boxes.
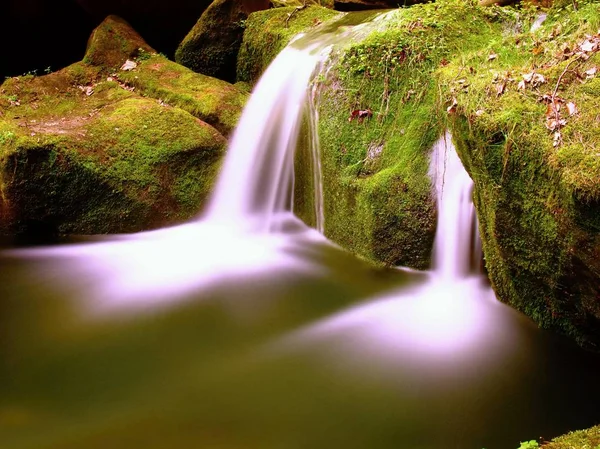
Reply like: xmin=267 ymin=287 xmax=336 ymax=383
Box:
xmin=0 ymin=0 xmax=213 ymax=79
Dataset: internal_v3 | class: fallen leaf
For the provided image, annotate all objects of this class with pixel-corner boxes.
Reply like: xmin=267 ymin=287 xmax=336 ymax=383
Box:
xmin=586 ymin=67 xmax=597 ymax=78
xmin=488 ymin=53 xmax=498 ymax=61
xmin=580 ymin=39 xmax=596 ymax=52
xmin=523 ymin=72 xmax=534 ymax=83
xmin=496 ymin=81 xmax=506 ymax=96
xmin=518 ymin=80 xmax=526 ymax=90
xmin=532 ymin=73 xmax=546 ymax=85
xmin=447 ymin=97 xmax=458 ymax=114
xmin=121 ymin=59 xmax=137 ymax=71
xmin=566 ymin=101 xmax=578 ymax=116
xmin=475 ymin=109 xmax=485 ymax=116
xmin=553 ymin=131 xmax=562 ymax=147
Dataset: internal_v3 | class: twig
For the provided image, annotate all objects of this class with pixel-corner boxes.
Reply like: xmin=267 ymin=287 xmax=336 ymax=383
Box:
xmin=285 ymin=2 xmax=307 ymax=28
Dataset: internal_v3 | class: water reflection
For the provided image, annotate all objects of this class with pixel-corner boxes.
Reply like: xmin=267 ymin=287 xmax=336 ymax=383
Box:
xmin=1 ymin=228 xmax=599 ymax=449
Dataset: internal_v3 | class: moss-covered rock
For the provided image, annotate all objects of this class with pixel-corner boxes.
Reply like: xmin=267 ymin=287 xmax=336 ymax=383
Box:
xmin=118 ymin=54 xmax=248 ymax=136
xmin=541 ymin=424 xmax=600 ymax=448
xmin=438 ymin=0 xmax=600 ymax=347
xmin=0 ymin=63 xmax=226 ymax=236
xmin=175 ymin=0 xmax=269 ymax=83
xmin=306 ymin=2 xmax=514 ymax=268
xmin=236 ymin=5 xmax=342 ymax=84
xmin=84 ymin=15 xmax=155 ymax=69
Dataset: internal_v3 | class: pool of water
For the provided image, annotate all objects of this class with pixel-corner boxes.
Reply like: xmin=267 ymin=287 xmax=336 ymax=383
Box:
xmin=0 ymin=221 xmax=599 ymax=449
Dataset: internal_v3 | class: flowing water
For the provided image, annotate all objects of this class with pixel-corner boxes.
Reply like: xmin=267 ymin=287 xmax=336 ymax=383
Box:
xmin=1 ymin=17 xmax=600 ymax=449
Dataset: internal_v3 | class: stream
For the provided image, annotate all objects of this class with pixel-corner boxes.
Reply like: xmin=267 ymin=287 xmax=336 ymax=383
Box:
xmin=1 ymin=14 xmax=600 ymax=449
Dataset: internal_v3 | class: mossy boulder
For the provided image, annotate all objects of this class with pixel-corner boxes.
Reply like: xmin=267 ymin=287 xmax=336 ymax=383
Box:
xmin=299 ymin=3 xmax=513 ymax=269
xmin=84 ymin=15 xmax=155 ymax=69
xmin=236 ymin=6 xmax=342 ymax=84
xmin=118 ymin=54 xmax=248 ymax=136
xmin=437 ymin=0 xmax=600 ymax=347
xmin=175 ymin=0 xmax=269 ymax=83
xmin=0 ymin=63 xmax=226 ymax=236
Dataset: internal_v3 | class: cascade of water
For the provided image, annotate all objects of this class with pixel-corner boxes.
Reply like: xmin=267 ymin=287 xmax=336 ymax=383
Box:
xmin=205 ymin=45 xmax=327 ymax=232
xmin=429 ymin=133 xmax=481 ymax=279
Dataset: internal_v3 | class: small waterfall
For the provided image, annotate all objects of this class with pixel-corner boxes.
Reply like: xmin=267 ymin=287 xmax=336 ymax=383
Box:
xmin=205 ymin=45 xmax=325 ymax=231
xmin=429 ymin=133 xmax=481 ymax=279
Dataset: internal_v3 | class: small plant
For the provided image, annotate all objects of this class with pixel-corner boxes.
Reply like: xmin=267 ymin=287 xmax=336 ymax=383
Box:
xmin=136 ymin=47 xmax=153 ymax=61
xmin=44 ymin=66 xmax=52 ymax=74
xmin=518 ymin=440 xmax=540 ymax=449
xmin=0 ymin=131 xmax=16 ymax=144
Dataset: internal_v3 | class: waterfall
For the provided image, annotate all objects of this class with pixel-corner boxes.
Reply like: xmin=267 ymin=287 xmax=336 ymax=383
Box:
xmin=205 ymin=46 xmax=323 ymax=231
xmin=429 ymin=132 xmax=482 ymax=279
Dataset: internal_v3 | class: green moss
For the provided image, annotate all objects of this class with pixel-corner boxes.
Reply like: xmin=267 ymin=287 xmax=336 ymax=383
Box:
xmin=174 ymin=0 xmax=248 ymax=83
xmin=118 ymin=55 xmax=248 ymax=136
xmin=541 ymin=424 xmax=600 ymax=449
xmin=438 ymin=0 xmax=600 ymax=346
xmin=237 ymin=6 xmax=342 ymax=84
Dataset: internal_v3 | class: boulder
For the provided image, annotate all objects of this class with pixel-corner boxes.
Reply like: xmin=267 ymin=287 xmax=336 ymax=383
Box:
xmin=175 ymin=0 xmax=270 ymax=83
xmin=439 ymin=0 xmax=600 ymax=348
xmin=0 ymin=62 xmax=226 ymax=236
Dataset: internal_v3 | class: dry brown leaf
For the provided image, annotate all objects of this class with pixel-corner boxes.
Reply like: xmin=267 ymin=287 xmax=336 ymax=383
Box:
xmin=566 ymin=101 xmax=578 ymax=116
xmin=447 ymin=97 xmax=458 ymax=114
xmin=586 ymin=67 xmax=598 ymax=78
xmin=496 ymin=82 xmax=506 ymax=96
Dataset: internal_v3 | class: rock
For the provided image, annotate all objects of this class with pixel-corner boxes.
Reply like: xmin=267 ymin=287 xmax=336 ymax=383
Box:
xmin=84 ymin=15 xmax=155 ymax=69
xmin=0 ymin=63 xmax=226 ymax=236
xmin=175 ymin=0 xmax=269 ymax=83
xmin=118 ymin=54 xmax=249 ymax=136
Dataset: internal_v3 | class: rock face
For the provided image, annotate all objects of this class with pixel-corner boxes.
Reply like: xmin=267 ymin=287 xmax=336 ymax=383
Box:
xmin=0 ymin=16 xmax=248 ymax=236
xmin=175 ymin=0 xmax=269 ymax=83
